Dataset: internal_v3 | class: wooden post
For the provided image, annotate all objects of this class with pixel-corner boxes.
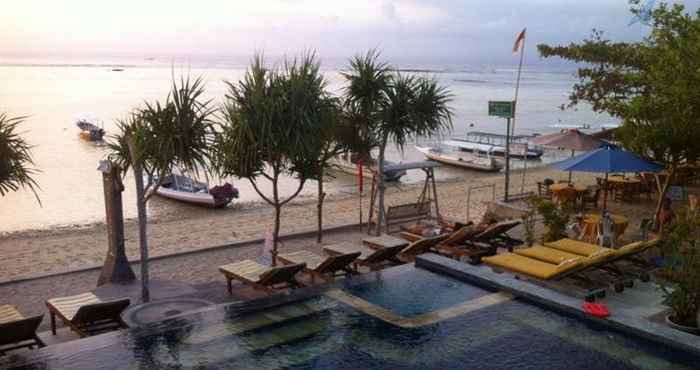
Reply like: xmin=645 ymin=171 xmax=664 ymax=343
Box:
xmin=97 ymin=161 xmax=136 ymax=286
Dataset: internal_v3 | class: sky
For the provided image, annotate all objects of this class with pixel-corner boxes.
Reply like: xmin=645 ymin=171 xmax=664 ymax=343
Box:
xmin=1 ymin=0 xmax=697 ymax=65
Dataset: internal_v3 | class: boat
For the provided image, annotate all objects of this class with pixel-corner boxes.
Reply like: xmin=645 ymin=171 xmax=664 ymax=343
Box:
xmin=415 ymin=146 xmax=503 ymax=172
xmin=329 ymin=153 xmax=407 ymax=182
xmin=549 ymin=123 xmax=592 ymax=130
xmin=76 ymin=116 xmax=105 ymax=142
xmin=148 ymin=173 xmax=239 ymax=208
xmin=446 ymin=131 xmax=544 ymax=159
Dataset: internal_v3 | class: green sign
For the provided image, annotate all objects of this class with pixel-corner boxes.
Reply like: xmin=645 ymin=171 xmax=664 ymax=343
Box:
xmin=488 ymin=101 xmax=515 ymax=118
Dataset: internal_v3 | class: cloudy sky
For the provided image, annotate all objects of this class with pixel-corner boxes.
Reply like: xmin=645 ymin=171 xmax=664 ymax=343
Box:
xmin=1 ymin=0 xmax=696 ymax=64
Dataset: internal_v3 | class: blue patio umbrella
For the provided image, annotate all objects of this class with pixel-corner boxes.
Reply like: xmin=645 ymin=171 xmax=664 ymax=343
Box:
xmin=551 ymin=145 xmax=664 ymax=211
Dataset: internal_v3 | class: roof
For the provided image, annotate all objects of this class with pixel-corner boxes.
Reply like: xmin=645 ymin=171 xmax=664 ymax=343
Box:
xmin=384 ymin=161 xmax=441 ymax=172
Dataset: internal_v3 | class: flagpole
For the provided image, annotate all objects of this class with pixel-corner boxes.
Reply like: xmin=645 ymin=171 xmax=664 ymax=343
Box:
xmin=513 ymin=29 xmax=526 ymax=125
xmin=507 ymin=28 xmax=525 ymax=200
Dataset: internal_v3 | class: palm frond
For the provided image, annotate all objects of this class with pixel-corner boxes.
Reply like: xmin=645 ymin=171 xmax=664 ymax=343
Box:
xmin=0 ymin=113 xmax=40 ymax=203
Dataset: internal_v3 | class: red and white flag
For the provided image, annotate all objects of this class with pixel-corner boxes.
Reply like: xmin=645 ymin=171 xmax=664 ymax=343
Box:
xmin=512 ymin=28 xmax=527 ymax=55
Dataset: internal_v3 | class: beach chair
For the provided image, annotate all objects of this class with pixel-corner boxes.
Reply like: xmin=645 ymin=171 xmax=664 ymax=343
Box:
xmin=277 ymin=250 xmax=360 ymax=283
xmin=219 ymin=260 xmax=306 ymax=293
xmin=397 ymin=234 xmax=450 ymax=262
xmin=45 ymin=293 xmax=130 ymax=337
xmin=323 ymin=242 xmax=406 ymax=271
xmin=0 ymin=305 xmax=44 ymax=355
xmin=433 ymin=225 xmax=497 ymax=263
xmin=469 ymin=219 xmax=523 ymax=250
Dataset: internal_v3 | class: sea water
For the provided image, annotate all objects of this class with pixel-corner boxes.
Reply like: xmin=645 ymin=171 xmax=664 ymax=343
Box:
xmin=0 ymin=56 xmax=610 ymax=233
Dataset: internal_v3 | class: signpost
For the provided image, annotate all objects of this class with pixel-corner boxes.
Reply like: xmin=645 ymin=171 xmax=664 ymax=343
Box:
xmin=489 ymin=100 xmax=515 ymax=200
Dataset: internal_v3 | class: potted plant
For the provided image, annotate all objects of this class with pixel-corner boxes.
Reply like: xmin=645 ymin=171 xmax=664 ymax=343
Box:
xmin=534 ymin=199 xmax=573 ymax=243
xmin=659 ymin=209 xmax=700 ymax=334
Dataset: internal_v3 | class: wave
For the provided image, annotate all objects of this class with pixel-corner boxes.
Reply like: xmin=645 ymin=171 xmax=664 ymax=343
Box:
xmin=453 ymin=78 xmax=488 ymax=84
xmin=0 ymin=62 xmax=139 ymax=68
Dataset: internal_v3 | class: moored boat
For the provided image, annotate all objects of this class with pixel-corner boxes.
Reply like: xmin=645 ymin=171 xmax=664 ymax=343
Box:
xmin=76 ymin=116 xmax=105 ymax=142
xmin=415 ymin=146 xmax=502 ymax=172
xmin=329 ymin=153 xmax=407 ymax=182
xmin=148 ymin=174 xmax=239 ymax=208
xmin=447 ymin=131 xmax=543 ymax=159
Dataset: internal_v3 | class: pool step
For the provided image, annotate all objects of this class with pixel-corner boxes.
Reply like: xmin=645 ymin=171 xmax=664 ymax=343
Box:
xmin=183 ymin=298 xmax=336 ymax=345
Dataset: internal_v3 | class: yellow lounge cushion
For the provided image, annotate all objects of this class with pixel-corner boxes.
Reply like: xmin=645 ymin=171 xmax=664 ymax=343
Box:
xmin=483 ymin=253 xmax=583 ymax=280
xmin=0 ymin=305 xmax=24 ymax=324
xmin=514 ymin=246 xmax=584 ymax=264
xmin=545 ymin=239 xmax=605 ymax=257
xmin=613 ymin=239 xmax=660 ymax=258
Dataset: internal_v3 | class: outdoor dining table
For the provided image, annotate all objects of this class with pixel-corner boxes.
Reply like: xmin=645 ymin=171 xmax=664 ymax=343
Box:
xmin=580 ymin=213 xmax=629 ymax=245
xmin=549 ymin=183 xmax=587 ymax=204
xmin=362 ymin=234 xmax=409 ymax=250
xmin=607 ymin=176 xmax=641 ymax=201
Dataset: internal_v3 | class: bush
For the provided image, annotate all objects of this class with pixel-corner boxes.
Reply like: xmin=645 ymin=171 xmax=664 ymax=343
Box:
xmin=660 ymin=209 xmax=700 ymax=327
xmin=534 ymin=199 xmax=573 ymax=243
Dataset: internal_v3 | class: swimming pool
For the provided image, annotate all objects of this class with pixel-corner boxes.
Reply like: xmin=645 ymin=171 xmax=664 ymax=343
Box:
xmin=2 ymin=264 xmax=698 ymax=370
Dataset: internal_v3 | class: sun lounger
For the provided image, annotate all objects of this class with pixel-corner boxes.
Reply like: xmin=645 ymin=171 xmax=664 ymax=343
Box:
xmin=45 ymin=293 xmax=130 ymax=337
xmin=433 ymin=225 xmax=497 ymax=263
xmin=323 ymin=242 xmax=405 ymax=271
xmin=397 ymin=234 xmax=450 ymax=261
xmin=514 ymin=245 xmax=588 ymax=264
xmin=219 ymin=260 xmax=306 ymax=293
xmin=471 ymin=220 xmax=523 ymax=250
xmin=277 ymin=250 xmax=360 ymax=283
xmin=0 ymin=305 xmax=44 ymax=355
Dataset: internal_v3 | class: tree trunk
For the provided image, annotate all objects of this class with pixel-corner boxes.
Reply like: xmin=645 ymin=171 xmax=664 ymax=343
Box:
xmin=317 ymin=167 xmax=325 ymax=243
xmin=376 ymin=135 xmax=388 ymax=236
xmin=126 ymin=137 xmax=150 ymax=303
xmin=654 ymin=166 xmax=675 ymax=225
xmin=132 ymin=161 xmax=150 ymax=302
xmin=271 ymin=170 xmax=280 ymax=266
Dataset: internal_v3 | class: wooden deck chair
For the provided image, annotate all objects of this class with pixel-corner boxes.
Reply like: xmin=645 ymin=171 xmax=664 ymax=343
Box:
xmin=277 ymin=250 xmax=360 ymax=283
xmin=397 ymin=234 xmax=450 ymax=262
xmin=0 ymin=305 xmax=44 ymax=355
xmin=219 ymin=260 xmax=306 ymax=293
xmin=433 ymin=226 xmax=495 ymax=263
xmin=471 ymin=220 xmax=523 ymax=250
xmin=46 ymin=293 xmax=130 ymax=337
xmin=323 ymin=242 xmax=406 ymax=271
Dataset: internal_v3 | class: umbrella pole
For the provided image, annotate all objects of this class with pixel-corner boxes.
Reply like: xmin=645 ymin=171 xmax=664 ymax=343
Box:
xmin=568 ymin=150 xmax=574 ymax=183
xmin=602 ymin=172 xmax=609 ymax=214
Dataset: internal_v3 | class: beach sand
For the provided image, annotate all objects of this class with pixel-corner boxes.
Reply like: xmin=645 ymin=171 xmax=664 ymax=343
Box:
xmin=0 ymin=167 xmax=602 ymax=284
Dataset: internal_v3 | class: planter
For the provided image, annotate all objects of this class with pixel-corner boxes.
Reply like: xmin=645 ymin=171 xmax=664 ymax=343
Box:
xmin=665 ymin=314 xmax=700 ymax=335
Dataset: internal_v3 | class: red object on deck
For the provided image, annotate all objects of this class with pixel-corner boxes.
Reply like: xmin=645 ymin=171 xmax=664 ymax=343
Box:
xmin=583 ymin=302 xmax=611 ymax=318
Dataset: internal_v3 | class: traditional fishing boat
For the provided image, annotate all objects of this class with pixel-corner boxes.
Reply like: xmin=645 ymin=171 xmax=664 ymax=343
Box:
xmin=415 ymin=145 xmax=502 ymax=172
xmin=445 ymin=131 xmax=543 ymax=159
xmin=329 ymin=153 xmax=407 ymax=182
xmin=148 ymin=173 xmax=239 ymax=208
xmin=75 ymin=116 xmax=105 ymax=142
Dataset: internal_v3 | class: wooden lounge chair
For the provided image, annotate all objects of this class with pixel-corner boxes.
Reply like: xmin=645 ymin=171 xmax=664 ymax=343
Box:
xmin=397 ymin=234 xmax=450 ymax=262
xmin=433 ymin=225 xmax=495 ymax=263
xmin=472 ymin=219 xmax=523 ymax=249
xmin=0 ymin=305 xmax=44 ymax=355
xmin=323 ymin=242 xmax=405 ymax=271
xmin=45 ymin=293 xmax=130 ymax=337
xmin=219 ymin=260 xmax=306 ymax=293
xmin=277 ymin=250 xmax=361 ymax=283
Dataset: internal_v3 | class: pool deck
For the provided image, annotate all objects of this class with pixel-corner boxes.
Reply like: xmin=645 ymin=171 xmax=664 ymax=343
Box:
xmin=416 ymin=253 xmax=700 ymax=357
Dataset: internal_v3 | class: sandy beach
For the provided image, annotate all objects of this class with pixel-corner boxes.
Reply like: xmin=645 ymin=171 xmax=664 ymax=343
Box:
xmin=0 ymin=167 xmax=603 ymax=284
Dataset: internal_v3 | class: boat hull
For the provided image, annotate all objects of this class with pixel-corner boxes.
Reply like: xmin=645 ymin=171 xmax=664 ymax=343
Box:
xmin=415 ymin=146 xmax=502 ymax=172
xmin=444 ymin=139 xmax=543 ymax=159
xmin=153 ymin=186 xmax=230 ymax=208
xmin=328 ymin=158 xmax=406 ymax=182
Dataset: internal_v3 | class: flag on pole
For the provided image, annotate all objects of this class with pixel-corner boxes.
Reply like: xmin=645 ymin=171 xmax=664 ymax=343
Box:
xmin=512 ymin=28 xmax=527 ymax=55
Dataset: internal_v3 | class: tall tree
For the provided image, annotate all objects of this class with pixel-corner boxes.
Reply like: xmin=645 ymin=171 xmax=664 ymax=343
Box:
xmin=0 ymin=113 xmax=39 ymax=202
xmin=213 ymin=54 xmax=327 ymax=264
xmin=108 ymin=75 xmax=214 ymax=302
xmin=343 ymin=51 xmax=453 ymax=234
xmin=538 ymin=1 xmax=700 ymax=216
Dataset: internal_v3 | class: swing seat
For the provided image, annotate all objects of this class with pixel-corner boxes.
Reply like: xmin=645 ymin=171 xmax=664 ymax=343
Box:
xmin=385 ymin=201 xmax=431 ymax=228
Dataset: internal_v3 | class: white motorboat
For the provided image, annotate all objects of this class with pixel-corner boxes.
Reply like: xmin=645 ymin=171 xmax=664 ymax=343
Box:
xmin=148 ymin=174 xmax=238 ymax=208
xmin=415 ymin=146 xmax=502 ymax=172
xmin=446 ymin=131 xmax=544 ymax=159
xmin=329 ymin=153 xmax=407 ymax=182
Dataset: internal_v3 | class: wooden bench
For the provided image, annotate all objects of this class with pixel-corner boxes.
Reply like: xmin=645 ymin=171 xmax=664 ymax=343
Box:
xmin=384 ymin=201 xmax=431 ymax=229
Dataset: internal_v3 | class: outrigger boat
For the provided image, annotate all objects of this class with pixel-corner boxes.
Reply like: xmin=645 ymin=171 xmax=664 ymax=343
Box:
xmin=75 ymin=116 xmax=105 ymax=142
xmin=446 ymin=131 xmax=543 ymax=159
xmin=415 ymin=145 xmax=502 ymax=172
xmin=148 ymin=173 xmax=239 ymax=208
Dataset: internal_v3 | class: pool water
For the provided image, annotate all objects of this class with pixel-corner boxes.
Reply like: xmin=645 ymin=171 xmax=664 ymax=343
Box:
xmin=3 ymin=266 xmax=699 ymax=370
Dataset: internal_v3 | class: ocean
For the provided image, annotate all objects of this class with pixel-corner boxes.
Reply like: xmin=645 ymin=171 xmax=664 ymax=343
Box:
xmin=0 ymin=56 xmax=611 ymax=233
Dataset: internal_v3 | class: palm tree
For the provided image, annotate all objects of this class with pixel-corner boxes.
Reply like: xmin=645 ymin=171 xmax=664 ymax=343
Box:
xmin=343 ymin=51 xmax=453 ymax=234
xmin=0 ymin=113 xmax=39 ymax=202
xmin=108 ymin=75 xmax=214 ymax=302
xmin=214 ymin=53 xmax=329 ymax=264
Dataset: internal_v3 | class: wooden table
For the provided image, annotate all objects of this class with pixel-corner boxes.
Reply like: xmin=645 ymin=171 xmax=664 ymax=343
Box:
xmin=362 ymin=235 xmax=409 ymax=250
xmin=607 ymin=176 xmax=641 ymax=201
xmin=549 ymin=183 xmax=587 ymax=204
xmin=581 ymin=213 xmax=629 ymax=245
